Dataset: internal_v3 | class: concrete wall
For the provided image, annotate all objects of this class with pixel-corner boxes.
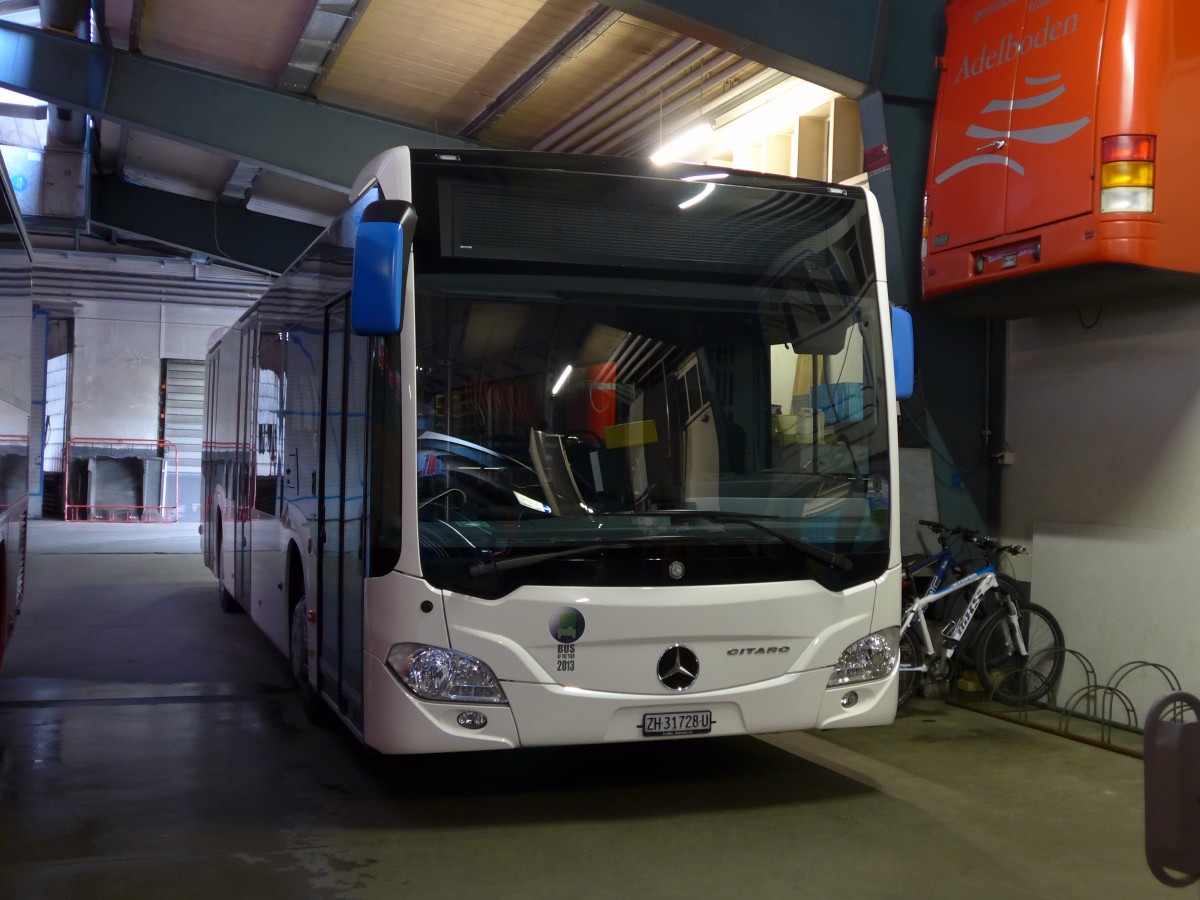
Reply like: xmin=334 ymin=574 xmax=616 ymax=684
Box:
xmin=71 ymin=300 xmax=163 ymax=439
xmin=40 ymin=298 xmax=243 ymax=521
xmin=1001 ymin=295 xmax=1200 ymax=721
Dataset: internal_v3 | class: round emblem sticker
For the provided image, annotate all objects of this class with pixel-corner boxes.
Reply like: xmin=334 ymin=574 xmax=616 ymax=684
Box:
xmin=550 ymin=607 xmax=585 ymax=644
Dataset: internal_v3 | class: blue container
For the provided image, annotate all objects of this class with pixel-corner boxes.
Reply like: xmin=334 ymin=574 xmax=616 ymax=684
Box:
xmin=811 ymin=382 xmax=864 ymax=423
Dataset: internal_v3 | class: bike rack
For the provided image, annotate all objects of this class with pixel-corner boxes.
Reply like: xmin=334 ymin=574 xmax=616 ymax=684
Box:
xmin=974 ymin=647 xmax=1188 ymax=757
xmin=983 ymin=646 xmax=1093 ymax=716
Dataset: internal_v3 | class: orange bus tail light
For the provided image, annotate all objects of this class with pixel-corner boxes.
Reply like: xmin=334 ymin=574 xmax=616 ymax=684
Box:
xmin=1100 ymin=134 xmax=1156 ymax=213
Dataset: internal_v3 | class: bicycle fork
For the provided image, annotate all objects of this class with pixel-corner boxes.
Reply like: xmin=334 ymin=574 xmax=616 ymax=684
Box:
xmin=899 ymin=608 xmax=939 ymax=678
xmin=995 ymin=596 xmax=1030 ymax=657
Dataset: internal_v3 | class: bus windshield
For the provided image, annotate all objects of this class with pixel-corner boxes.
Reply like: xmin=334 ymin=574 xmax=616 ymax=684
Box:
xmin=377 ymin=162 xmax=890 ymax=593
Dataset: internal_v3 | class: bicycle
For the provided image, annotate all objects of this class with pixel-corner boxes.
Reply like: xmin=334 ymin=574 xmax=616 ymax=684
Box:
xmin=902 ymin=520 xmax=1029 ymax=668
xmin=897 ymin=529 xmax=1064 ymax=708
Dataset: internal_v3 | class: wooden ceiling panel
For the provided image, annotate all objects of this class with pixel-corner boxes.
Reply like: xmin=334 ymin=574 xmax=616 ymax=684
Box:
xmin=136 ymin=0 xmax=319 ymax=86
xmin=319 ymin=0 xmax=595 ymax=135
xmin=479 ymin=15 xmax=681 ymax=148
xmin=101 ymin=0 xmax=133 ymax=51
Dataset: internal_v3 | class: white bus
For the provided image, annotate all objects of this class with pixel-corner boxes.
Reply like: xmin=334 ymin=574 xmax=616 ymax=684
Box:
xmin=202 ymin=147 xmax=915 ymax=754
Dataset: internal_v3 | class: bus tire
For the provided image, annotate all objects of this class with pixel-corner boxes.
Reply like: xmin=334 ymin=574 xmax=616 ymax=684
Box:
xmin=215 ymin=525 xmax=240 ymax=614
xmin=289 ymin=587 xmax=330 ymax=725
xmin=0 ymin=551 xmax=7 ymax=666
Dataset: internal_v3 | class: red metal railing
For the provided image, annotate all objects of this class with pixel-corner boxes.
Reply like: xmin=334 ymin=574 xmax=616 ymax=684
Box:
xmin=64 ymin=438 xmax=179 ymax=523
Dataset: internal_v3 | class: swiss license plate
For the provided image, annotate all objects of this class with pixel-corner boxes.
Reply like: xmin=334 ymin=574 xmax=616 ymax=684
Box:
xmin=641 ymin=710 xmax=713 ymax=737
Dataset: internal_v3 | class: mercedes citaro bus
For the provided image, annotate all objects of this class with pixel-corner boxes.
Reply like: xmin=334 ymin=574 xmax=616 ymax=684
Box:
xmin=203 ymin=147 xmax=915 ymax=754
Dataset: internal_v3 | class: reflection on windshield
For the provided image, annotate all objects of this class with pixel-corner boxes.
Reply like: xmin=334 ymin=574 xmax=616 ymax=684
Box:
xmin=407 ymin=282 xmax=889 ymax=591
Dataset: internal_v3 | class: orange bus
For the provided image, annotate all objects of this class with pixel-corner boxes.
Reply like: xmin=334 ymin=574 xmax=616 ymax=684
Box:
xmin=922 ymin=0 xmax=1200 ymax=314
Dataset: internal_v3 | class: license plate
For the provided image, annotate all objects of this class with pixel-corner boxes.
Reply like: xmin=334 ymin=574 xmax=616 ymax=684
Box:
xmin=641 ymin=710 xmax=713 ymax=737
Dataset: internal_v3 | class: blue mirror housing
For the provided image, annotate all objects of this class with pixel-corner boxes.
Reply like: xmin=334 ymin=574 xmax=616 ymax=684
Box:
xmin=891 ymin=306 xmax=915 ymax=400
xmin=351 ymin=200 xmax=417 ymax=336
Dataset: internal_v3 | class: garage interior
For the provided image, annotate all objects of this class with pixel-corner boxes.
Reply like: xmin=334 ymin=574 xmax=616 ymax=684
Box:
xmin=0 ymin=1 xmax=1195 ymax=896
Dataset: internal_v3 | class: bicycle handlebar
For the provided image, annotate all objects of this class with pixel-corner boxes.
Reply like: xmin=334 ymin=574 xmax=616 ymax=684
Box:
xmin=918 ymin=519 xmax=976 ymax=538
xmin=965 ymin=533 xmax=1028 ymax=556
xmin=918 ymin=520 xmax=1027 ymax=556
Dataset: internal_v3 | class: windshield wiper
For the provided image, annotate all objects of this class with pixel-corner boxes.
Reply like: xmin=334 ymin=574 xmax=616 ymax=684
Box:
xmin=467 ymin=536 xmax=663 ymax=577
xmin=624 ymin=510 xmax=853 ymax=571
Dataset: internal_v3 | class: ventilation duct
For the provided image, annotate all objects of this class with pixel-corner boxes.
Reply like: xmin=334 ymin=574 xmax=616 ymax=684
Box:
xmin=39 ymin=0 xmax=88 ymax=147
xmin=37 ymin=0 xmax=89 ymax=220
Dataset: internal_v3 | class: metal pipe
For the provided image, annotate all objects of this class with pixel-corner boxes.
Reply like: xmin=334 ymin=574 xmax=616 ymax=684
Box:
xmin=40 ymin=0 xmax=89 ymax=146
xmin=582 ymin=57 xmax=755 ymax=156
xmin=570 ymin=50 xmax=741 ymax=155
xmin=460 ymin=6 xmax=624 ymax=139
xmin=573 ymin=52 xmax=740 ymax=155
xmin=534 ymin=37 xmax=703 ymax=151
xmin=596 ymin=65 xmax=785 ymax=158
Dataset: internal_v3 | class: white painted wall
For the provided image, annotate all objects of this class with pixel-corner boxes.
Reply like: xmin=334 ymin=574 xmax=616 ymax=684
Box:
xmin=69 ymin=299 xmax=241 ymax=438
xmin=71 ymin=300 xmax=161 ymax=439
xmin=1002 ymin=294 xmax=1200 ymax=719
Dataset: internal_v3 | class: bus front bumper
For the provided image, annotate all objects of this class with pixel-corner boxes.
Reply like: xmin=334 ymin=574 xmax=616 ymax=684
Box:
xmin=361 ymin=653 xmax=898 ymax=754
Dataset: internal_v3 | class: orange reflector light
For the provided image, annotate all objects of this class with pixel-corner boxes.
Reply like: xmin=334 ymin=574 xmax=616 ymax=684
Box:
xmin=1101 ymin=160 xmax=1155 ymax=189
xmin=1101 ymin=134 xmax=1156 ymax=162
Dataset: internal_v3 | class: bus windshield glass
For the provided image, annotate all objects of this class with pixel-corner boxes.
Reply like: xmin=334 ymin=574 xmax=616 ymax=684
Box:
xmin=378 ymin=159 xmax=890 ymax=593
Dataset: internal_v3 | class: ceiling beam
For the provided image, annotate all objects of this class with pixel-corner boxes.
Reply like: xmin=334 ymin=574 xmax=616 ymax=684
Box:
xmin=0 ymin=19 xmax=474 ymax=192
xmin=600 ymin=0 xmax=941 ymax=103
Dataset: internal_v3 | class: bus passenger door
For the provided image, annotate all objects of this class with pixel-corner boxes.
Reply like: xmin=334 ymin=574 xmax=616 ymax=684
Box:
xmin=234 ymin=319 xmax=258 ymax=605
xmin=317 ymin=299 xmax=367 ymax=731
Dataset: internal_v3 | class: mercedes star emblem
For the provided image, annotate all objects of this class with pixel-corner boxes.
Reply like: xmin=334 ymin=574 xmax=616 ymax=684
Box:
xmin=657 ymin=644 xmax=699 ymax=691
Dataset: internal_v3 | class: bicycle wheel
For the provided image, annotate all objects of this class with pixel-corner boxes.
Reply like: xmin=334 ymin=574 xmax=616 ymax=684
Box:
xmin=897 ymin=629 xmax=921 ymax=709
xmin=974 ymin=602 xmax=1065 ymax=706
xmin=957 ymin=575 xmax=1027 ymax=669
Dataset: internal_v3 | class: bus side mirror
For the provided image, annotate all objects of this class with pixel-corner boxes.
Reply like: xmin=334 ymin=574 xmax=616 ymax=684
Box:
xmin=891 ymin=306 xmax=915 ymax=401
xmin=351 ymin=199 xmax=417 ymax=336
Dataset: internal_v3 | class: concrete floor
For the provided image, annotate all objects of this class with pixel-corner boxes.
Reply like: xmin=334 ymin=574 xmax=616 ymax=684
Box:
xmin=0 ymin=521 xmax=1174 ymax=899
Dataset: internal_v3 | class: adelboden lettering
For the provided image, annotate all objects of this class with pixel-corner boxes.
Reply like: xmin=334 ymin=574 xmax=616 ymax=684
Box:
xmin=954 ymin=13 xmax=1079 ymax=83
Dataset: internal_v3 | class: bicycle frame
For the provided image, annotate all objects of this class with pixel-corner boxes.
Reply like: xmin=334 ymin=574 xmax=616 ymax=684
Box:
xmin=903 ymin=522 xmax=977 ymax=601
xmin=903 ymin=545 xmax=957 ymax=598
xmin=899 ymin=564 xmax=1029 ymax=671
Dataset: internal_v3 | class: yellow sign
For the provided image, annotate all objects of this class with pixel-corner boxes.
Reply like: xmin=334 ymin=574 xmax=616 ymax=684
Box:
xmin=604 ymin=419 xmax=658 ymax=448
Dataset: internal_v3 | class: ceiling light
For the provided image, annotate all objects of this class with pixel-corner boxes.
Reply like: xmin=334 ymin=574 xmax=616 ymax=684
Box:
xmin=677 ymin=172 xmax=727 ymax=209
xmin=551 ymin=364 xmax=573 ymax=395
xmin=651 ymin=122 xmax=713 ymax=164
xmin=678 ymin=183 xmax=715 ymax=210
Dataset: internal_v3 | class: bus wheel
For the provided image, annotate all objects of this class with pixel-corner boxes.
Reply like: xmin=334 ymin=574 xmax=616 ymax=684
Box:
xmin=0 ymin=560 xmax=7 ymax=667
xmin=290 ymin=597 xmax=329 ymax=725
xmin=216 ymin=529 xmax=240 ymax=614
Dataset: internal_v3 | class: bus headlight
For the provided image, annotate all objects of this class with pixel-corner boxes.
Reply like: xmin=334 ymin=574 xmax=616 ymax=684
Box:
xmin=386 ymin=643 xmax=508 ymax=704
xmin=827 ymin=627 xmax=899 ymax=687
